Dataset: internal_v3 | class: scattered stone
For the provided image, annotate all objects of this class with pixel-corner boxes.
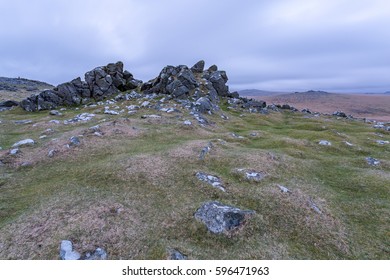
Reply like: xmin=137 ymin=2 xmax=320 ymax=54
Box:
xmin=48 ymin=149 xmax=58 ymax=158
xmin=308 ymin=199 xmax=322 ymax=214
xmin=104 ymin=108 xmax=120 ymax=115
xmin=231 ymin=133 xmax=244 ymax=139
xmin=183 ymin=120 xmax=192 ymax=126
xmin=21 ymin=162 xmax=32 ymax=167
xmin=168 ymin=249 xmax=188 ymax=260
xmin=49 ymin=110 xmax=62 ymax=116
xmin=376 ymin=140 xmax=389 ymax=145
xmin=140 ymin=101 xmax=150 ymax=107
xmin=318 ymin=140 xmax=331 ymax=146
xmin=277 ymin=184 xmax=291 ymax=193
xmin=221 ymin=114 xmax=229 ymax=120
xmin=10 ymin=148 xmax=19 ymax=155
xmin=194 ymin=201 xmax=255 ymax=234
xmin=249 ymin=132 xmax=258 ymax=137
xmin=69 ymin=136 xmax=81 ymax=146
xmin=127 ymin=105 xmax=140 ymax=110
xmin=14 ymin=120 xmax=33 ymax=125
xmin=196 ymin=172 xmax=225 ymax=192
xmin=199 ymin=142 xmax=213 ymax=160
xmin=60 ymin=240 xmax=81 ymax=260
xmin=12 ymin=139 xmax=35 ymax=148
xmin=82 ymin=248 xmax=108 ymax=260
xmin=89 ymin=125 xmax=101 ymax=132
xmin=236 ymin=168 xmax=265 ymax=181
xmin=49 ymin=120 xmax=60 ymax=124
xmin=64 ymin=113 xmax=95 ymax=124
xmin=141 ymin=114 xmax=161 ymax=119
xmin=333 ymin=111 xmax=347 ymax=118
xmin=344 ymin=141 xmax=354 ymax=146
xmin=366 ymin=157 xmax=380 ymax=166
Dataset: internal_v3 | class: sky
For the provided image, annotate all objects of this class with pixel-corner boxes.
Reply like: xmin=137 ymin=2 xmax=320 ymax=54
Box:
xmin=1 ymin=0 xmax=390 ymax=93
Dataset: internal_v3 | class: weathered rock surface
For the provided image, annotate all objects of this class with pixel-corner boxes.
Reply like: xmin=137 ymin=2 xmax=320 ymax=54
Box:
xmin=12 ymin=139 xmax=35 ymax=148
xmin=0 ymin=100 xmax=19 ymax=111
xmin=194 ymin=201 xmax=255 ymax=234
xmin=60 ymin=240 xmax=81 ymax=260
xmin=196 ymin=172 xmax=226 ymax=192
xmin=319 ymin=140 xmax=332 ymax=146
xmin=366 ymin=157 xmax=380 ymax=166
xmin=20 ymin=62 xmax=142 ymax=111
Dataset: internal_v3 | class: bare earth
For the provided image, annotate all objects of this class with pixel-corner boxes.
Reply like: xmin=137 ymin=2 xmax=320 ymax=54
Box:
xmin=248 ymin=92 xmax=390 ymax=122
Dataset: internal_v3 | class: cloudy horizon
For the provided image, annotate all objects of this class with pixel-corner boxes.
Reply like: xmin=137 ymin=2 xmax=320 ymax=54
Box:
xmin=1 ymin=0 xmax=390 ymax=93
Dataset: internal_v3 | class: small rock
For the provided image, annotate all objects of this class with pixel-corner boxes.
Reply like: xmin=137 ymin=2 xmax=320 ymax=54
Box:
xmin=89 ymin=125 xmax=101 ymax=132
xmin=231 ymin=133 xmax=244 ymax=139
xmin=127 ymin=105 xmax=140 ymax=110
xmin=366 ymin=157 xmax=380 ymax=166
xmin=48 ymin=149 xmax=58 ymax=158
xmin=318 ymin=140 xmax=331 ymax=146
xmin=141 ymin=101 xmax=150 ymax=107
xmin=104 ymin=108 xmax=120 ymax=115
xmin=49 ymin=120 xmax=60 ymax=124
xmin=50 ymin=110 xmax=62 ymax=116
xmin=183 ymin=120 xmax=192 ymax=126
xmin=141 ymin=114 xmax=161 ymax=119
xmin=168 ymin=249 xmax=188 ymax=260
xmin=10 ymin=148 xmax=19 ymax=155
xmin=277 ymin=184 xmax=291 ymax=193
xmin=12 ymin=139 xmax=35 ymax=148
xmin=21 ymin=162 xmax=32 ymax=167
xmin=82 ymin=248 xmax=107 ymax=260
xmin=14 ymin=120 xmax=32 ymax=125
xmin=333 ymin=111 xmax=347 ymax=118
xmin=344 ymin=141 xmax=354 ymax=146
xmin=194 ymin=201 xmax=255 ymax=234
xmin=196 ymin=172 xmax=225 ymax=192
xmin=69 ymin=136 xmax=81 ymax=146
xmin=60 ymin=240 xmax=81 ymax=260
xmin=308 ymin=199 xmax=322 ymax=214
xmin=236 ymin=168 xmax=265 ymax=181
xmin=39 ymin=135 xmax=47 ymax=139
xmin=249 ymin=132 xmax=258 ymax=137
xmin=376 ymin=140 xmax=389 ymax=145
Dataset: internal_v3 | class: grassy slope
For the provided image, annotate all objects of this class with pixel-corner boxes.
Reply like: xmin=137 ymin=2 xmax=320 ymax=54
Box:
xmin=0 ymin=99 xmax=389 ymax=259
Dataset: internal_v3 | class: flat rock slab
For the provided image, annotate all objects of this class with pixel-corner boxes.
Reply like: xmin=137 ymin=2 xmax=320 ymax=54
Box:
xmin=318 ymin=140 xmax=331 ymax=146
xmin=194 ymin=201 xmax=255 ymax=234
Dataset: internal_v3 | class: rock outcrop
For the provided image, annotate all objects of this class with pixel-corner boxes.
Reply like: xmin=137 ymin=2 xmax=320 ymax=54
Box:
xmin=194 ymin=201 xmax=255 ymax=234
xmin=20 ymin=62 xmax=142 ymax=111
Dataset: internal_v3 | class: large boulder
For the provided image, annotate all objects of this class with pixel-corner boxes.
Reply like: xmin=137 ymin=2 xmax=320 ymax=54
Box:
xmin=20 ymin=61 xmax=142 ymax=111
xmin=194 ymin=201 xmax=255 ymax=234
xmin=0 ymin=100 xmax=19 ymax=111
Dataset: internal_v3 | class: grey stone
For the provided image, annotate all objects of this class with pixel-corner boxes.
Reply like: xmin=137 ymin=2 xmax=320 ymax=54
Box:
xmin=191 ymin=60 xmax=205 ymax=73
xmin=183 ymin=120 xmax=192 ymax=126
xmin=366 ymin=157 xmax=380 ymax=166
xmin=49 ymin=110 xmax=62 ymax=116
xmin=10 ymin=148 xmax=19 ymax=155
xmin=196 ymin=172 xmax=225 ymax=192
xmin=0 ymin=100 xmax=19 ymax=108
xmin=236 ymin=168 xmax=265 ymax=181
xmin=194 ymin=201 xmax=255 ymax=234
xmin=104 ymin=108 xmax=120 ymax=115
xmin=69 ymin=136 xmax=81 ymax=146
xmin=319 ymin=140 xmax=331 ymax=146
xmin=168 ymin=249 xmax=188 ymax=260
xmin=60 ymin=240 xmax=81 ymax=260
xmin=277 ymin=184 xmax=291 ymax=193
xmin=12 ymin=139 xmax=35 ymax=148
xmin=209 ymin=71 xmax=229 ymax=97
xmin=82 ymin=248 xmax=107 ymax=260
xmin=231 ymin=133 xmax=244 ymax=139
xmin=141 ymin=114 xmax=161 ymax=119
xmin=195 ymin=97 xmax=214 ymax=113
xmin=308 ymin=199 xmax=322 ymax=214
xmin=333 ymin=111 xmax=347 ymax=118
xmin=376 ymin=140 xmax=389 ymax=145
xmin=14 ymin=120 xmax=33 ymax=125
xmin=48 ymin=149 xmax=58 ymax=158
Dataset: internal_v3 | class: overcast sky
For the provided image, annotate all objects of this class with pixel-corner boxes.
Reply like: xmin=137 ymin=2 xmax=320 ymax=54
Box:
xmin=1 ymin=0 xmax=390 ymax=93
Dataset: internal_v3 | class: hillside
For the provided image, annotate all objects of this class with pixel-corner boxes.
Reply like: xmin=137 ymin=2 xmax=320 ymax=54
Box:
xmin=0 ymin=62 xmax=389 ymax=260
xmin=247 ymin=91 xmax=390 ymax=122
xmin=0 ymin=77 xmax=54 ymax=102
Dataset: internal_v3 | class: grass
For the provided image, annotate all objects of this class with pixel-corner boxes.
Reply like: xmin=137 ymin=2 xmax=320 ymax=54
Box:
xmin=0 ymin=98 xmax=389 ymax=259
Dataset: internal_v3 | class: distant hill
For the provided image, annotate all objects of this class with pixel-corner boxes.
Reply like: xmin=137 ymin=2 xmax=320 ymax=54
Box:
xmin=0 ymin=77 xmax=53 ymax=101
xmin=238 ymin=89 xmax=290 ymax=97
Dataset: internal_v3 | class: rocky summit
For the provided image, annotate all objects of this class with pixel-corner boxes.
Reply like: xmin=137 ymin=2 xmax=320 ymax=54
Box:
xmin=0 ymin=60 xmax=389 ymax=260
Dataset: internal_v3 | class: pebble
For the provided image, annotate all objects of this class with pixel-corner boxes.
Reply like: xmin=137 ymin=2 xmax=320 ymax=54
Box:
xmin=183 ymin=120 xmax=192 ymax=126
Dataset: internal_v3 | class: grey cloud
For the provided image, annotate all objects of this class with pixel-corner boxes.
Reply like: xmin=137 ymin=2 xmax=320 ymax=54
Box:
xmin=1 ymin=0 xmax=389 ymax=93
